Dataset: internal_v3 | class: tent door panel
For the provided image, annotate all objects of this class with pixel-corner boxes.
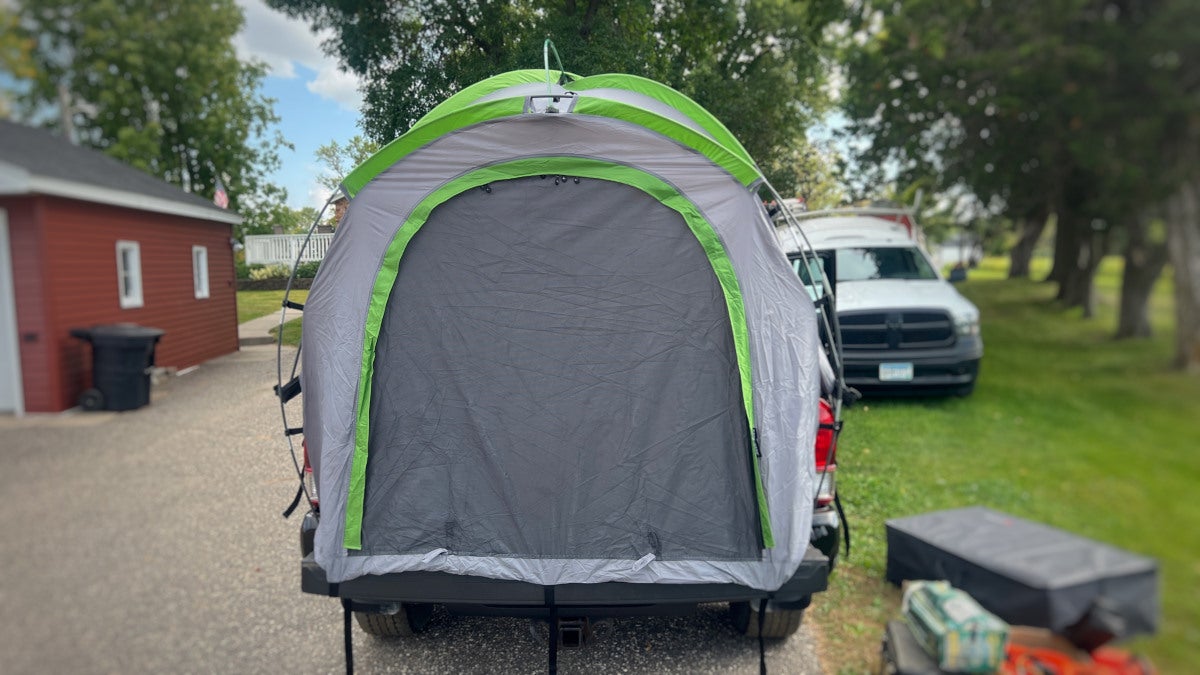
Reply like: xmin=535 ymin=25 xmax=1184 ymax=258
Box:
xmin=360 ymin=176 xmax=758 ymax=561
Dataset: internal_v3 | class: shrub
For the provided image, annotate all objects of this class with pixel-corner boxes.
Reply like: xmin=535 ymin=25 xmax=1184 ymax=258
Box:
xmin=295 ymin=261 xmax=322 ymax=278
xmin=248 ymin=264 xmax=292 ymax=280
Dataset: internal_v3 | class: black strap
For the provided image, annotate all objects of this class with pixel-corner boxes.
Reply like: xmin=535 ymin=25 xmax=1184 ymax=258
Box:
xmin=835 ymin=492 xmax=851 ymax=558
xmin=284 ymin=299 xmax=305 ymax=311
xmin=285 ymin=426 xmax=304 ymax=436
xmin=545 ymin=586 xmax=558 ymax=675
xmin=342 ymin=598 xmax=354 ymax=675
xmin=282 ymin=483 xmax=304 ymax=519
xmin=274 ymin=376 xmax=302 ymax=403
xmin=758 ymin=598 xmax=768 ymax=675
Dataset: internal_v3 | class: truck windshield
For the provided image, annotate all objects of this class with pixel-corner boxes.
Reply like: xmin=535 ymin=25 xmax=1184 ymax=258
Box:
xmin=835 ymin=246 xmax=937 ymax=282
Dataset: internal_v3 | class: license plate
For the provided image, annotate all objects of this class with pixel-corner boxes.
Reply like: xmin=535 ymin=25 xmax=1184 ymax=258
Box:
xmin=879 ymin=362 xmax=914 ymax=382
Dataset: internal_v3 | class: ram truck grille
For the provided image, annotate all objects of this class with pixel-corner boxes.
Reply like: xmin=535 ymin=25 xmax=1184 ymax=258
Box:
xmin=839 ymin=310 xmax=955 ymax=350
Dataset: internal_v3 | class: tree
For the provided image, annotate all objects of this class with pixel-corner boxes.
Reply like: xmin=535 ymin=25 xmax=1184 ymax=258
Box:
xmin=840 ymin=0 xmax=1114 ymax=314
xmin=1167 ymin=177 xmax=1200 ymax=371
xmin=0 ymin=7 xmax=36 ymax=117
xmin=314 ymin=135 xmax=380 ymax=192
xmin=763 ymin=137 xmax=847 ymax=209
xmin=240 ymin=201 xmax=322 ymax=237
xmin=15 ymin=0 xmax=290 ymax=223
xmin=841 ymin=0 xmax=1198 ymax=342
xmin=267 ymin=0 xmax=842 ymax=189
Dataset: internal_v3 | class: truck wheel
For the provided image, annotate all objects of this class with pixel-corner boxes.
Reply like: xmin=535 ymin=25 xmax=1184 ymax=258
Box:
xmin=729 ymin=601 xmax=805 ymax=639
xmin=354 ymin=603 xmax=434 ymax=637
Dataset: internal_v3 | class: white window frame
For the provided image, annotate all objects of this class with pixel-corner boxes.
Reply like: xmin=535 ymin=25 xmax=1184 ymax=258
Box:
xmin=192 ymin=245 xmax=210 ymax=299
xmin=116 ymin=240 xmax=143 ymax=309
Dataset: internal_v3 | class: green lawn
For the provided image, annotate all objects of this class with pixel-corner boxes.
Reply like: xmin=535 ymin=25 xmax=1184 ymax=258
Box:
xmin=815 ymin=257 xmax=1199 ymax=673
xmin=236 ymin=289 xmax=309 ymax=324
xmin=270 ymin=317 xmax=303 ymax=346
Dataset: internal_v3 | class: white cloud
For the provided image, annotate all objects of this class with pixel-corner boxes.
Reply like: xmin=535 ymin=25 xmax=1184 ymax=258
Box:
xmin=235 ymin=0 xmax=363 ymax=110
xmin=307 ymin=66 xmax=365 ymax=112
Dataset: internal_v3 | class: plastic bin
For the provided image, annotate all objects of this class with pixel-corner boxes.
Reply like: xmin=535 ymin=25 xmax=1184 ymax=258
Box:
xmin=70 ymin=324 xmax=165 ymax=411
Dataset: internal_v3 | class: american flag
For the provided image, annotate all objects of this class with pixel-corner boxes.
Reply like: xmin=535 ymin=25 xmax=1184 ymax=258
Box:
xmin=213 ymin=177 xmax=229 ymax=209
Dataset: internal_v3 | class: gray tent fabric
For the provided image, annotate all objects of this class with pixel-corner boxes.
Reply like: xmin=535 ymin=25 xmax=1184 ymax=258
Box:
xmin=302 ymin=83 xmax=821 ymax=589
xmin=361 ymin=177 xmax=759 ymax=561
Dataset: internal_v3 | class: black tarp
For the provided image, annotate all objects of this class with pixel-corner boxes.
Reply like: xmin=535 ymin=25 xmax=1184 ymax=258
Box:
xmin=886 ymin=507 xmax=1158 ymax=639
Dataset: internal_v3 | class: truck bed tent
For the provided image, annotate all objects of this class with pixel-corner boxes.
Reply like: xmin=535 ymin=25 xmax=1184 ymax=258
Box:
xmin=301 ymin=69 xmax=821 ymax=590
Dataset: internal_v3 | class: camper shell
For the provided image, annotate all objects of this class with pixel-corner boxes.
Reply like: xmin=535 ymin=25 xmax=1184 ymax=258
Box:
xmin=279 ymin=69 xmax=844 ymax=655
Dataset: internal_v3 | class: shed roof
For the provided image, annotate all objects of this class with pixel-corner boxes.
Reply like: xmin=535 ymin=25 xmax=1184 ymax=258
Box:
xmin=0 ymin=119 xmax=241 ymax=225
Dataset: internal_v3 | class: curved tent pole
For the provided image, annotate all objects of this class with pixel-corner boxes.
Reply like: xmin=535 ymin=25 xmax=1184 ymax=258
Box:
xmin=543 ymin=39 xmax=564 ymax=95
xmin=277 ymin=191 xmax=339 ymax=513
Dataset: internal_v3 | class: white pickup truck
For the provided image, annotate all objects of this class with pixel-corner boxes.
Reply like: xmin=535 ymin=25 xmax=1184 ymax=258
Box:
xmin=777 ymin=207 xmax=982 ymax=396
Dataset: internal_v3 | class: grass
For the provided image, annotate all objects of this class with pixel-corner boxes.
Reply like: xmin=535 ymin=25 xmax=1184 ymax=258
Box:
xmin=236 ymin=289 xmax=308 ymax=324
xmin=270 ymin=317 xmax=303 ymax=346
xmin=814 ymin=256 xmax=1200 ymax=673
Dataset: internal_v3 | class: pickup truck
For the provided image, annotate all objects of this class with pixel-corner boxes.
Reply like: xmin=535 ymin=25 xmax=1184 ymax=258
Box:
xmin=781 ymin=208 xmax=983 ymax=396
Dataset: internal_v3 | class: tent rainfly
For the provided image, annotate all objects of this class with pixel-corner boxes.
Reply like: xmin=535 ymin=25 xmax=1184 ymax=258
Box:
xmin=302 ymin=69 xmax=821 ymax=590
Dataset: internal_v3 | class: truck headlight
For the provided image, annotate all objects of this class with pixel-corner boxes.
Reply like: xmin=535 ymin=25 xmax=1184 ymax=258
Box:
xmin=953 ymin=314 xmax=980 ymax=337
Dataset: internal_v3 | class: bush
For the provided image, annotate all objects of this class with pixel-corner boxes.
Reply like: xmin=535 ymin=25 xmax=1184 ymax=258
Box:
xmin=234 ymin=250 xmax=252 ymax=279
xmin=248 ymin=264 xmax=292 ymax=281
xmin=295 ymin=261 xmax=322 ymax=278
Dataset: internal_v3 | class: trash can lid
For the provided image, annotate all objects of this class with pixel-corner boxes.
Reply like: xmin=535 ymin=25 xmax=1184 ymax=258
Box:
xmin=72 ymin=323 xmax=166 ymax=341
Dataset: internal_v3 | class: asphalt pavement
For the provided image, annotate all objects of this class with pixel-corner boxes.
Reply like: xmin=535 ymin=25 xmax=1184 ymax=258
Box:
xmin=0 ymin=342 xmax=823 ymax=674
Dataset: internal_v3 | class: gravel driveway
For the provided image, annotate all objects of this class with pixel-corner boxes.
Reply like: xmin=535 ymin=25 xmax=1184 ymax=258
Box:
xmin=0 ymin=344 xmax=822 ymax=674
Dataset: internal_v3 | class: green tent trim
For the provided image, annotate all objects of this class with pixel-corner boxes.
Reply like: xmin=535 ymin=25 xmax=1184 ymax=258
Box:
xmin=411 ymin=69 xmax=582 ymax=130
xmin=568 ymin=73 xmax=756 ymax=169
xmin=343 ymin=156 xmax=771 ymax=552
xmin=342 ymin=86 xmax=760 ymax=197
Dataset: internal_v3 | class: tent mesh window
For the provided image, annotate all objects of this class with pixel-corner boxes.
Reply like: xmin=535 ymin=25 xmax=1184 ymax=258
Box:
xmin=359 ymin=176 xmax=760 ymax=561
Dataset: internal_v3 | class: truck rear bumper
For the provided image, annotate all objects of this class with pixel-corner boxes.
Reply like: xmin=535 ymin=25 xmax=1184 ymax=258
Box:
xmin=302 ymin=547 xmax=828 ymax=615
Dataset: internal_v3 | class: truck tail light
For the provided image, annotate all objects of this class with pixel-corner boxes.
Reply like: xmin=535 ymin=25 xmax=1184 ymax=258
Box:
xmin=302 ymin=439 xmax=318 ymax=507
xmin=815 ymin=399 xmax=838 ymax=507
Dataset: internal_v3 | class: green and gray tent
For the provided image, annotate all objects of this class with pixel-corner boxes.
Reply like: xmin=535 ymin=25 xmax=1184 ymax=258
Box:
xmin=303 ymin=70 xmax=821 ymax=589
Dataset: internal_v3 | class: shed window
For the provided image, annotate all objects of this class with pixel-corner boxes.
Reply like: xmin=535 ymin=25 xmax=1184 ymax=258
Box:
xmin=192 ymin=246 xmax=210 ymax=299
xmin=116 ymin=240 xmax=143 ymax=309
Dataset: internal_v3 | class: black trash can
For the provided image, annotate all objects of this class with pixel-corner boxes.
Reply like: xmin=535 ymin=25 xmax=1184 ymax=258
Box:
xmin=70 ymin=324 xmax=165 ymax=411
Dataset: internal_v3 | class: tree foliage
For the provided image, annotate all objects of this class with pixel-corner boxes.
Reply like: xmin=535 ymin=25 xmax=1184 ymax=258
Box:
xmin=314 ymin=134 xmax=380 ymax=192
xmin=268 ymin=0 xmax=842 ymax=190
xmin=841 ymin=0 xmax=1199 ymax=333
xmin=0 ymin=7 xmax=36 ymax=117
xmin=240 ymin=201 xmax=322 ymax=238
xmin=15 ymin=0 xmax=290 ymax=234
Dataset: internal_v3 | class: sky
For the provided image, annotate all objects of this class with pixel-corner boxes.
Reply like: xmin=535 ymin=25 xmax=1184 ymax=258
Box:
xmin=233 ymin=0 xmax=364 ymax=210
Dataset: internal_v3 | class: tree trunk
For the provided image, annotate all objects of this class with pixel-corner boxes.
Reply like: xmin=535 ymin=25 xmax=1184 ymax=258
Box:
xmin=1166 ymin=178 xmax=1200 ymax=371
xmin=1008 ymin=214 xmax=1048 ymax=279
xmin=1115 ymin=214 xmax=1168 ymax=339
xmin=1045 ymin=214 xmax=1078 ymax=284
xmin=1055 ymin=214 xmax=1105 ymax=318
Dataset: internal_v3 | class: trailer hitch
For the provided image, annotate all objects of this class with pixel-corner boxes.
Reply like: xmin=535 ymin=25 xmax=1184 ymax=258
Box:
xmin=556 ymin=618 xmax=593 ymax=649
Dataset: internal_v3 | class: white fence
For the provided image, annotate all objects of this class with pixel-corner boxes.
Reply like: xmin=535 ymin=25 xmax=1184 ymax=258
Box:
xmin=244 ymin=233 xmax=334 ymax=265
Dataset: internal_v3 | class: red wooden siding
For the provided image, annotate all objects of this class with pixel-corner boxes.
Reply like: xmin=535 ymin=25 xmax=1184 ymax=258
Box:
xmin=0 ymin=196 xmax=54 ymax=412
xmin=27 ymin=196 xmax=238 ymax=411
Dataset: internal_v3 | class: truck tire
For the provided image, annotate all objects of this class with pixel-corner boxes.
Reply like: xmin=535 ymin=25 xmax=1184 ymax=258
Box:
xmin=354 ymin=603 xmax=434 ymax=637
xmin=729 ymin=601 xmax=805 ymax=639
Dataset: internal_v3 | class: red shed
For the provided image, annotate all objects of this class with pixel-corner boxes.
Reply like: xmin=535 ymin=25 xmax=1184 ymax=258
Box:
xmin=0 ymin=120 xmax=242 ymax=414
